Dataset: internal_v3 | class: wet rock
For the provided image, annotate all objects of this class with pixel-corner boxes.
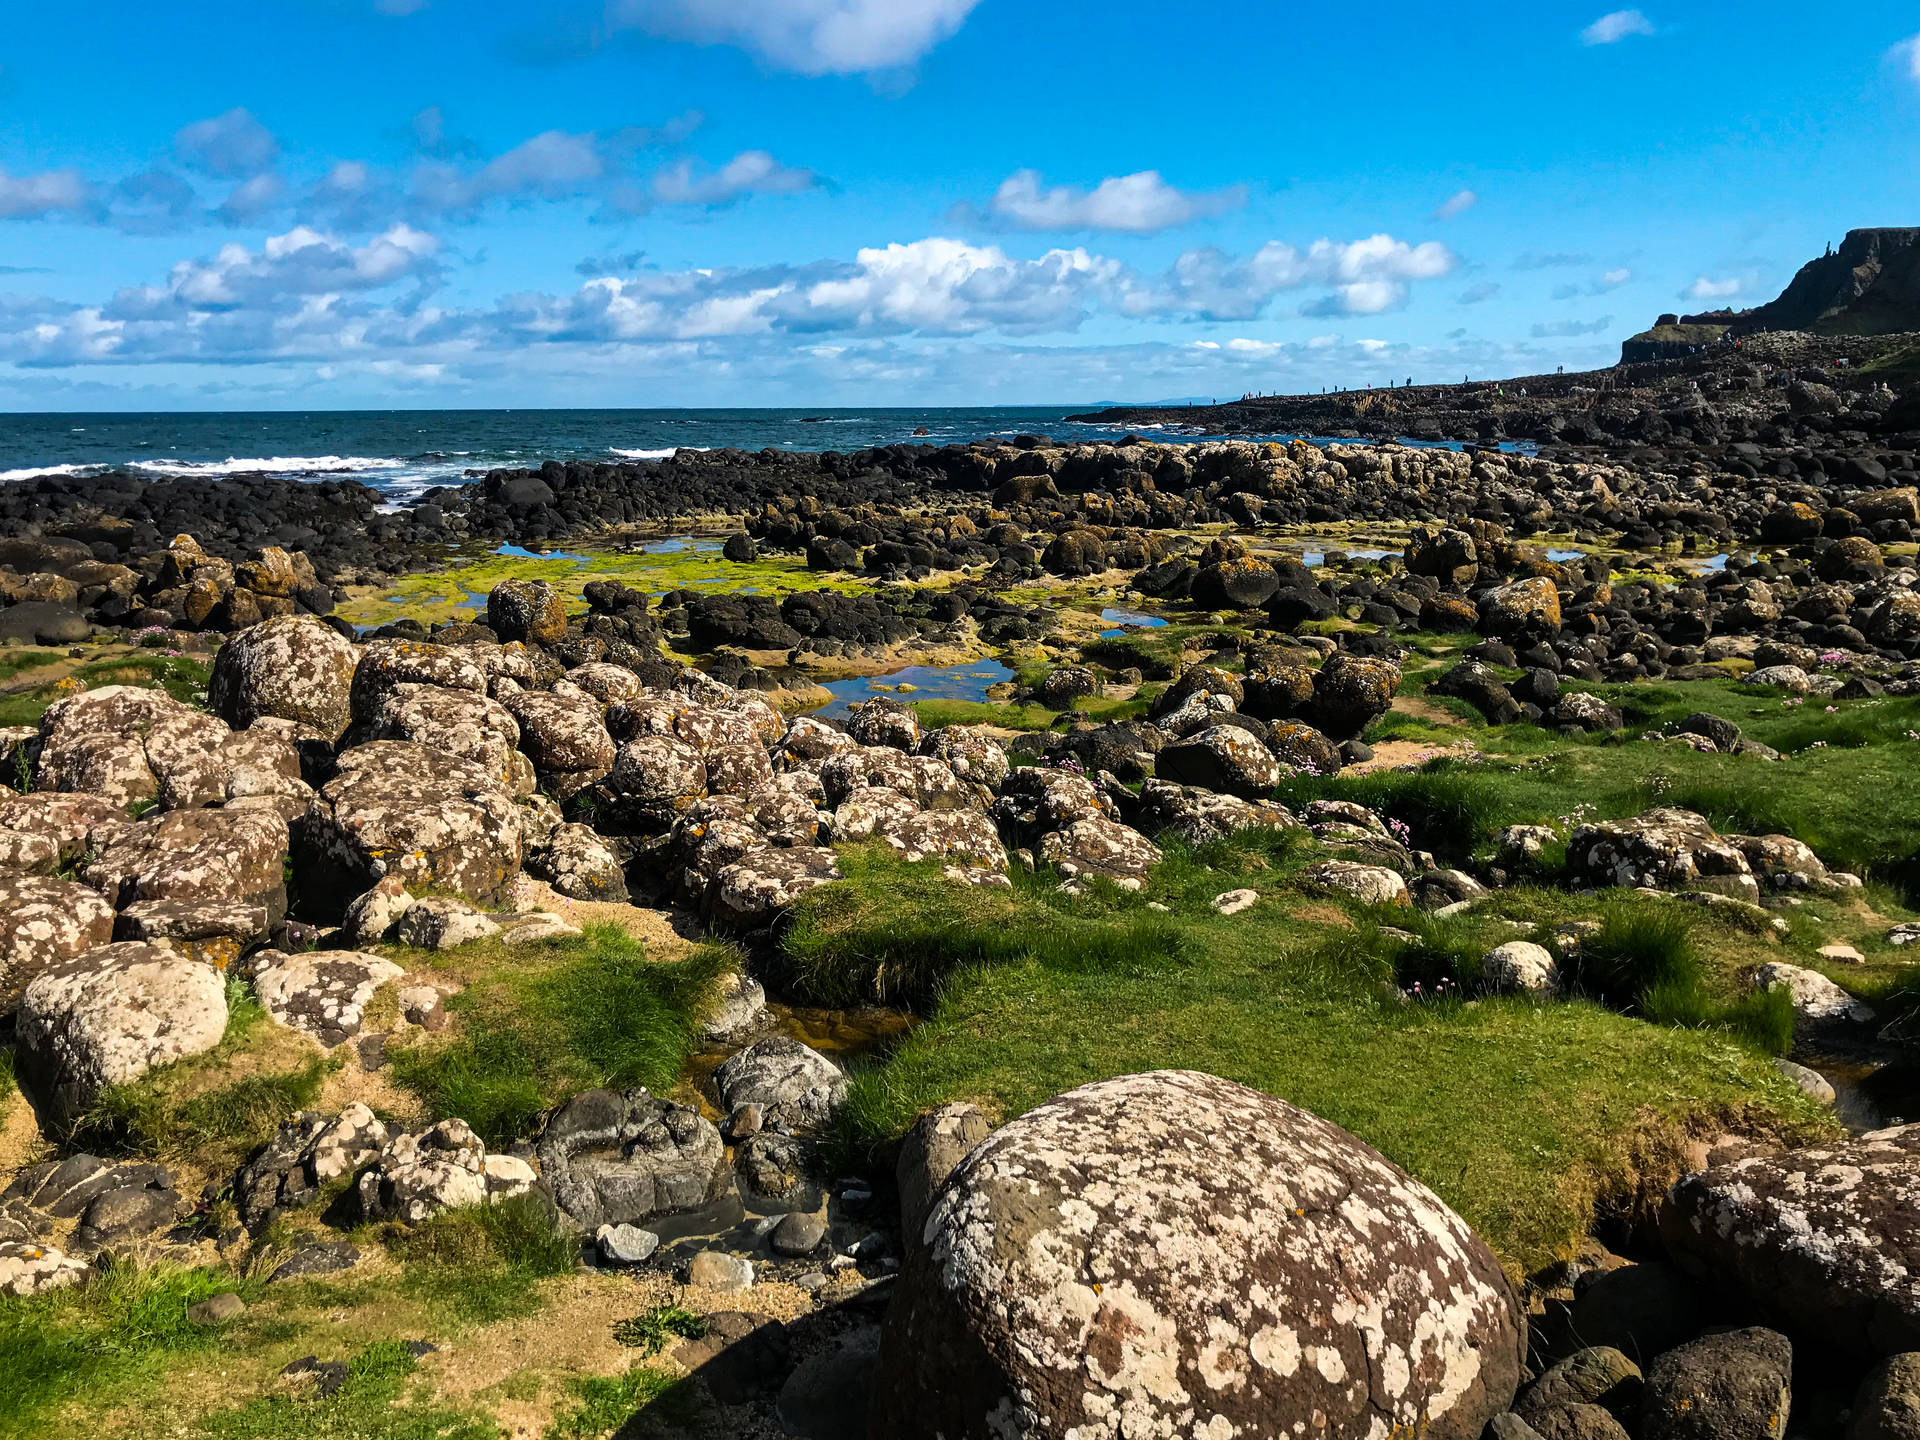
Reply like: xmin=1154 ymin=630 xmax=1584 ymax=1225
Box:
xmin=247 ymin=948 xmax=403 ymax=1048
xmin=294 ymin=741 xmax=524 ymax=915
xmin=1660 ymin=1128 xmax=1920 ymax=1360
xmin=1640 ymin=1327 xmax=1791 ymax=1440
xmin=0 ymin=875 xmax=116 ymax=1010
xmin=208 ymin=616 xmax=359 ymax=742
xmin=715 ymin=1037 xmax=847 ymax=1133
xmin=17 ymin=942 xmax=228 ymax=1122
xmin=536 ymin=1089 xmax=728 ymax=1230
xmin=871 ymin=1070 xmax=1524 ymax=1440
xmin=1567 ymin=809 xmax=1759 ymax=902
xmin=1299 ymin=858 xmax=1410 ymax=906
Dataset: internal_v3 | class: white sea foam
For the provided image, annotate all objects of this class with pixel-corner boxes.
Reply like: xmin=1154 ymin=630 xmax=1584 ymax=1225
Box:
xmin=0 ymin=465 xmax=95 ymax=483
xmin=612 ymin=447 xmax=680 ymax=460
xmin=125 ymin=454 xmax=403 ymax=476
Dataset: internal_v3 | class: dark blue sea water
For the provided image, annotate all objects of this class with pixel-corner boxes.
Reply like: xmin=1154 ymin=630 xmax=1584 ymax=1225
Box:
xmin=0 ymin=407 xmax=1204 ymax=502
xmin=0 ymin=407 xmax=1507 ymax=504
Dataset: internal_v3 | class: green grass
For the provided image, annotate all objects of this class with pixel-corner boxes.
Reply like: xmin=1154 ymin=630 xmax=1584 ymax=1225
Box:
xmin=195 ymin=1340 xmax=498 ymax=1440
xmin=389 ymin=923 xmax=729 ymax=1147
xmin=907 ymin=692 xmax=1151 ymax=733
xmin=792 ymin=851 xmax=1836 ymax=1271
xmin=0 ymin=1260 xmax=260 ymax=1440
xmin=544 ymin=1365 xmax=705 ymax=1440
xmin=387 ymin=1193 xmax=580 ymax=1326
xmin=611 ymin=1304 xmax=708 ymax=1356
xmin=0 ymin=648 xmax=65 ymax=681
xmin=0 ymin=653 xmax=214 ymax=728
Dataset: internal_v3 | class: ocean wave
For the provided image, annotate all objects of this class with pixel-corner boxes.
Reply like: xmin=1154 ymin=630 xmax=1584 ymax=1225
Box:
xmin=126 ymin=454 xmax=404 ymax=477
xmin=0 ymin=465 xmax=97 ymax=483
xmin=612 ymin=447 xmax=679 ymax=460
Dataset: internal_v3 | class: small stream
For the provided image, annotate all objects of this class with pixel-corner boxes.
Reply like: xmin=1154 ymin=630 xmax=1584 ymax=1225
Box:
xmin=1798 ymin=1048 xmax=1920 ymax=1133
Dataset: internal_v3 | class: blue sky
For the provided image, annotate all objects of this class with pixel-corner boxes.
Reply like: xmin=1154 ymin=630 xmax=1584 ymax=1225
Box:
xmin=1 ymin=0 xmax=1917 ymax=410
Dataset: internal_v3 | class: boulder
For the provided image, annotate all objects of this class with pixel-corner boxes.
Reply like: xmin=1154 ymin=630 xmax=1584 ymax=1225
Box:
xmin=707 ymin=847 xmax=841 ymax=931
xmin=113 ymin=898 xmax=269 ymax=970
xmin=715 ymin=1037 xmax=847 ymax=1133
xmin=1310 ymin=653 xmax=1401 ymax=739
xmin=394 ymin=896 xmax=500 ymax=951
xmin=486 ymin=579 xmax=569 ymax=645
xmin=918 ymin=726 xmax=1011 ymax=790
xmin=528 ymin=822 xmax=629 ymax=902
xmin=34 ymin=685 xmax=230 ymax=809
xmin=1135 ymin=780 xmax=1298 ymax=847
xmin=1640 ymin=1328 xmax=1791 ymax=1440
xmin=1038 ymin=814 xmax=1161 ymax=890
xmin=17 ymin=943 xmax=228 ymax=1121
xmin=1480 ymin=577 xmax=1563 ymax=638
xmin=365 ymin=683 xmax=527 ymax=795
xmin=870 ymin=1070 xmax=1525 ymax=1440
xmin=1753 ymin=961 xmax=1875 ymax=1030
xmin=1566 ymin=809 xmax=1758 ymax=902
xmin=0 ymin=1241 xmax=89 ymax=1297
xmin=0 ymin=791 xmax=118 ymax=874
xmin=232 ymin=1104 xmax=399 ymax=1228
xmin=348 ymin=640 xmax=488 ymax=727
xmin=1660 ymin=1128 xmax=1920 ymax=1360
xmin=535 ymin=1089 xmax=728 ymax=1230
xmin=81 ymin=807 xmax=289 ymax=924
xmin=501 ymin=688 xmax=615 ymax=788
xmin=897 ymin=1103 xmax=992 ymax=1258
xmin=1853 ymin=1353 xmax=1920 ymax=1440
xmin=207 ymin=616 xmax=358 ymax=742
xmin=357 ymin=1119 xmax=493 ymax=1224
xmin=1157 ymin=725 xmax=1283 ymax=798
xmin=844 ymin=697 xmax=922 ymax=752
xmin=294 ymin=741 xmax=524 ymax=915
xmin=1482 ymin=941 xmax=1558 ymax=995
xmin=0 ymin=875 xmax=116 ymax=1011
xmin=1518 ymin=1348 xmax=1643 ymax=1431
xmin=247 ymin=948 xmax=403 ymax=1048
xmin=1299 ymin=859 xmax=1410 ymax=906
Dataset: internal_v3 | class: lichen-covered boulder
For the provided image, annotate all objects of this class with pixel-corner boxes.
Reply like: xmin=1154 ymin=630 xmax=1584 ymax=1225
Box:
xmin=1266 ymin=720 xmax=1342 ymax=775
xmin=348 ymin=640 xmax=488 ymax=728
xmin=81 ymin=807 xmax=290 ymax=924
xmin=822 ymin=745 xmax=970 ymax=811
xmin=871 ymin=1070 xmax=1525 ymax=1440
xmin=486 ymin=579 xmax=568 ymax=645
xmin=0 ymin=875 xmax=116 ymax=1010
xmin=1479 ymin=577 xmax=1563 ymax=638
xmin=1660 ymin=1127 xmax=1920 ymax=1360
xmin=1039 ymin=814 xmax=1161 ymax=890
xmin=1158 ymin=725 xmax=1283 ymax=798
xmin=248 ymin=948 xmax=403 ymax=1048
xmin=843 ymin=696 xmax=922 ymax=751
xmin=34 ymin=686 xmax=228 ymax=808
xmin=501 ymin=688 xmax=615 ymax=787
xmin=1310 ymin=652 xmax=1401 ymax=739
xmin=1136 ymin=780 xmax=1298 ymax=847
xmin=365 ymin=683 xmax=527 ymax=794
xmin=17 ymin=943 xmax=228 ymax=1121
xmin=0 ymin=792 xmax=119 ymax=875
xmin=1566 ymin=809 xmax=1758 ymax=903
xmin=833 ymin=784 xmax=922 ymax=843
xmin=919 ymin=726 xmax=1011 ymax=790
xmin=208 ymin=616 xmax=359 ymax=742
xmin=715 ymin=1036 xmax=847 ymax=1133
xmin=293 ymin=741 xmax=524 ymax=915
xmin=774 ymin=714 xmax=860 ymax=767
xmin=707 ymin=846 xmax=841 ymax=931
xmin=1299 ymin=858 xmax=1411 ymax=906
xmin=605 ymin=735 xmax=708 ymax=817
xmin=233 ymin=1103 xmax=398 ymax=1230
xmin=113 ymin=899 xmax=269 ymax=971
xmin=1482 ymin=941 xmax=1558 ymax=995
xmin=535 ymin=1089 xmax=728 ymax=1230
xmin=1640 ymin=1328 xmax=1791 ymax=1440
xmin=528 ymin=822 xmax=629 ymax=902
xmin=878 ymin=809 xmax=1009 ymax=873
xmin=1753 ymin=961 xmax=1875 ymax=1030
xmin=395 ymin=896 xmax=500 ymax=951
xmin=357 ymin=1119 xmax=492 ymax=1224
xmin=1242 ymin=664 xmax=1318 ymax=723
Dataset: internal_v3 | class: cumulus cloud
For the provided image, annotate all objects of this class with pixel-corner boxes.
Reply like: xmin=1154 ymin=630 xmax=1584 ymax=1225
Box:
xmin=1682 ymin=275 xmax=1742 ymax=302
xmin=175 ymin=109 xmax=281 ymax=178
xmin=604 ymin=0 xmax=983 ymax=75
xmin=1458 ymin=281 xmax=1500 ymax=305
xmin=1142 ymin=235 xmax=1456 ymax=321
xmin=413 ymin=130 xmax=606 ymax=216
xmin=1531 ymin=316 xmax=1613 ymax=337
xmin=980 ymin=170 xmax=1247 ymax=234
xmin=1432 ymin=189 xmax=1477 ymax=221
xmin=1581 ymin=10 xmax=1654 ymax=44
xmin=1598 ymin=266 xmax=1632 ymax=289
xmin=645 ymin=150 xmax=818 ymax=208
xmin=0 ymin=167 xmax=95 ymax=221
xmin=1895 ymin=34 xmax=1920 ymax=85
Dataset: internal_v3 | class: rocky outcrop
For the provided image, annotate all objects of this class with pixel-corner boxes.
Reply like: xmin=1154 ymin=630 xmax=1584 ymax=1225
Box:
xmin=1660 ymin=1127 xmax=1920 ymax=1361
xmin=81 ymin=807 xmax=290 ymax=924
xmin=1566 ymin=810 xmax=1759 ymax=903
xmin=248 ymin=948 xmax=404 ymax=1048
xmin=872 ymin=1070 xmax=1525 ymax=1440
xmin=207 ymin=616 xmax=359 ymax=742
xmin=0 ymin=875 xmax=117 ymax=1011
xmin=535 ymin=1089 xmax=728 ymax=1231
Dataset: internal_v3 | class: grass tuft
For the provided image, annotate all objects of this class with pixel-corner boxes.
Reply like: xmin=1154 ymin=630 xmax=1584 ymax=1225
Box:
xmin=389 ymin=1193 xmax=579 ymax=1326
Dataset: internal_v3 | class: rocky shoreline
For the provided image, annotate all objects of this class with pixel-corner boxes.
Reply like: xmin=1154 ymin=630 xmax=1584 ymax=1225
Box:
xmin=2 ymin=342 xmax=1920 ymax=1436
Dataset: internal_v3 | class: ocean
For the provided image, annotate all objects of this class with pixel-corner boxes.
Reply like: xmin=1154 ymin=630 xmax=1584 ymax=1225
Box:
xmin=0 ymin=407 xmax=1204 ymax=504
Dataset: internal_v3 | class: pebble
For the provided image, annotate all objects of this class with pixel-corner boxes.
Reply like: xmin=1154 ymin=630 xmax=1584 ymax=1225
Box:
xmin=596 ymin=1223 xmax=661 ymax=1265
xmin=688 ymin=1251 xmax=754 ymax=1292
xmin=1211 ymin=888 xmax=1258 ymax=915
xmin=770 ymin=1211 xmax=827 ymax=1257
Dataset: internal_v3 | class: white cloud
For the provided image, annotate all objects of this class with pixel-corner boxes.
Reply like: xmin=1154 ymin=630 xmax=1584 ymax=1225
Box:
xmin=1890 ymin=34 xmax=1920 ymax=84
xmin=218 ymin=173 xmax=286 ymax=225
xmin=1682 ymin=275 xmax=1742 ymax=302
xmin=411 ymin=130 xmax=606 ymax=216
xmin=175 ymin=109 xmax=281 ymax=178
xmin=1432 ymin=189 xmax=1477 ymax=221
xmin=647 ymin=150 xmax=818 ymax=207
xmin=1458 ymin=281 xmax=1500 ymax=305
xmin=1532 ymin=316 xmax=1614 ymax=337
xmin=605 ymin=0 xmax=983 ymax=75
xmin=1598 ymin=267 xmax=1632 ymax=289
xmin=983 ymin=170 xmax=1247 ymax=234
xmin=1581 ymin=10 xmax=1654 ymax=45
xmin=1142 ymin=234 xmax=1456 ymax=320
xmin=0 ymin=167 xmax=94 ymax=221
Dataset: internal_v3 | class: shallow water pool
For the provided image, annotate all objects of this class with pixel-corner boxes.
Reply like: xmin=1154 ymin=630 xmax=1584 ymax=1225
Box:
xmin=811 ymin=660 xmax=1015 ymax=718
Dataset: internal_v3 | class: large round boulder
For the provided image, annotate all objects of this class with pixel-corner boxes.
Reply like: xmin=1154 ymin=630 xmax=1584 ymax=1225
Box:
xmin=486 ymin=579 xmax=569 ymax=645
xmin=207 ymin=616 xmax=359 ymax=743
xmin=1309 ymin=652 xmax=1401 ymax=740
xmin=871 ymin=1070 xmax=1525 ymax=1440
